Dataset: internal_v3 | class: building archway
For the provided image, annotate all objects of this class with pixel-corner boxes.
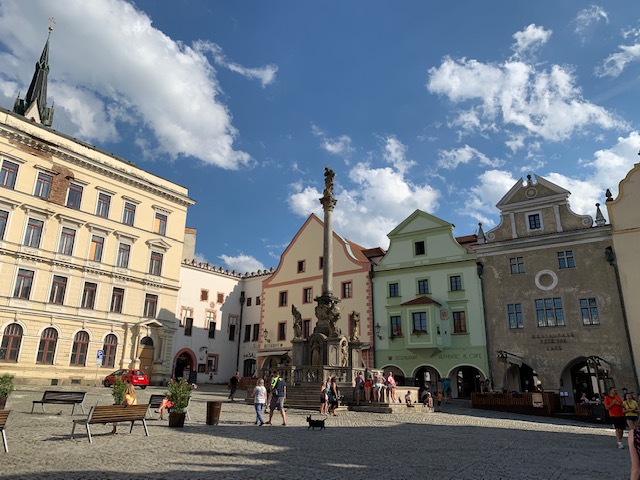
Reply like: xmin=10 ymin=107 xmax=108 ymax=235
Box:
xmin=379 ymin=365 xmax=406 ymax=386
xmin=173 ymin=349 xmax=196 ymax=381
xmin=449 ymin=365 xmax=487 ymax=399
xmin=261 ymin=354 xmax=291 ymax=380
xmin=412 ymin=365 xmax=441 ymax=393
xmin=560 ymin=356 xmax=614 ymax=405
xmin=138 ymin=336 xmax=154 ymax=378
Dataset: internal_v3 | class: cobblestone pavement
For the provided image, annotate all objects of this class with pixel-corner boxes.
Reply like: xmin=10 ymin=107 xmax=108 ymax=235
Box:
xmin=0 ymin=385 xmax=632 ymax=479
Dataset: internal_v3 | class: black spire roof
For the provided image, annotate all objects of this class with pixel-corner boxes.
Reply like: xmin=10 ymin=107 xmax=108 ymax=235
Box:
xmin=13 ymin=22 xmax=54 ymax=127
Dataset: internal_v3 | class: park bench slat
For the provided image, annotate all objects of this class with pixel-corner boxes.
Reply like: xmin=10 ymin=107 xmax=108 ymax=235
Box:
xmin=71 ymin=404 xmax=149 ymax=444
xmin=31 ymin=390 xmax=87 ymax=415
xmin=0 ymin=410 xmax=10 ymax=453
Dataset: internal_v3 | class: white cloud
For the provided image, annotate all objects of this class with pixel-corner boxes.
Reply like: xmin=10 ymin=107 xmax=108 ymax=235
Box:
xmin=219 ymin=253 xmax=265 ymax=273
xmin=427 ymin=39 xmax=624 ymax=147
xmin=288 ymin=139 xmax=439 ymax=249
xmin=459 ymin=170 xmax=519 ymax=226
xmin=0 ymin=0 xmax=255 ymax=169
xmin=512 ymin=24 xmax=552 ymax=58
xmin=597 ymin=43 xmax=640 ymax=77
xmin=193 ymin=40 xmax=277 ymax=88
xmin=311 ymin=124 xmax=354 ymax=157
xmin=574 ymin=5 xmax=609 ymax=42
xmin=437 ymin=145 xmax=504 ymax=170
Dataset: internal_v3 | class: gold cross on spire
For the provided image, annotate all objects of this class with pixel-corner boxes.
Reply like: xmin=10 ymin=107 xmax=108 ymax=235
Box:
xmin=49 ymin=17 xmax=55 ymax=32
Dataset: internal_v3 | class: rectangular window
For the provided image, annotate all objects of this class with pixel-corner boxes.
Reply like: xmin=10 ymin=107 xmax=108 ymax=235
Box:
xmin=389 ymin=283 xmax=399 ymax=297
xmin=149 ymin=251 xmax=163 ymax=276
xmin=319 ymin=257 xmax=324 ymax=269
xmin=34 ymin=172 xmax=53 ymax=199
xmin=89 ymin=235 xmax=104 ymax=262
xmin=116 ymin=243 xmax=130 ymax=268
xmin=200 ymin=289 xmax=209 ymax=302
xmin=535 ymin=297 xmax=565 ymax=327
xmin=297 ymin=260 xmax=305 ymax=273
xmin=14 ymin=268 xmax=34 ymax=299
xmin=256 ymin=296 xmax=261 ymax=306
xmin=207 ymin=354 xmax=218 ymax=374
xmin=154 ymin=212 xmax=167 ymax=235
xmin=278 ymin=322 xmax=286 ymax=341
xmin=24 ymin=218 xmax=44 ymax=248
xmin=110 ymin=287 xmax=124 ymax=313
xmin=0 ymin=160 xmax=19 ymax=189
xmin=390 ymin=315 xmax=402 ymax=337
xmin=58 ymin=227 xmax=76 ymax=256
xmin=207 ymin=311 xmax=216 ymax=338
xmin=208 ymin=321 xmax=217 ymax=339
xmin=528 ymin=213 xmax=541 ymax=230
xmin=279 ymin=291 xmax=288 ymax=307
xmin=412 ymin=312 xmax=427 ymax=333
xmin=302 ymin=319 xmax=311 ymax=339
xmin=67 ymin=183 xmax=83 ymax=209
xmin=81 ymin=282 xmax=97 ymax=309
xmin=303 ymin=287 xmax=313 ymax=304
xmin=414 ymin=240 xmax=425 ymax=256
xmin=122 ymin=202 xmax=136 ymax=226
xmin=558 ymin=250 xmax=575 ymax=269
xmin=507 ymin=303 xmax=524 ymax=329
xmin=418 ymin=279 xmax=429 ymax=295
xmin=217 ymin=292 xmax=224 ymax=304
xmin=252 ymin=324 xmax=260 ymax=341
xmin=49 ymin=275 xmax=67 ymax=304
xmin=246 ymin=297 xmax=252 ymax=307
xmin=453 ymin=311 xmax=467 ymax=334
xmin=580 ymin=298 xmax=600 ymax=325
xmin=0 ymin=209 xmax=8 ymax=239
xmin=144 ymin=294 xmax=158 ymax=318
xmin=184 ymin=317 xmax=193 ymax=336
xmin=509 ymin=257 xmax=525 ymax=274
xmin=228 ymin=324 xmax=236 ymax=341
xmin=450 ymin=275 xmax=462 ymax=291
xmin=96 ymin=193 xmax=111 ymax=218
xmin=342 ymin=282 xmax=353 ymax=299
xmin=244 ymin=324 xmax=252 ymax=342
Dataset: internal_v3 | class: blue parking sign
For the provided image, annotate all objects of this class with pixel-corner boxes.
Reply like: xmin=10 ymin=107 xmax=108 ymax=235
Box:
xmin=96 ymin=349 xmax=104 ymax=360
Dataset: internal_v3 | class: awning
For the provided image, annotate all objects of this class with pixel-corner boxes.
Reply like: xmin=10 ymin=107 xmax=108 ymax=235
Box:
xmin=497 ymin=350 xmax=524 ymax=367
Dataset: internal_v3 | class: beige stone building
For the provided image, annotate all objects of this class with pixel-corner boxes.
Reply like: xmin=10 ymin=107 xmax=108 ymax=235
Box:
xmin=258 ymin=214 xmax=376 ymax=376
xmin=0 ymin=35 xmax=194 ymax=385
xmin=476 ymin=175 xmax=636 ymax=404
xmin=606 ymin=161 xmax=640 ymax=388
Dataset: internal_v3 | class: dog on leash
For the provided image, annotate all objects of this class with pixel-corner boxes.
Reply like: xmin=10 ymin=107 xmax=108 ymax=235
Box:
xmin=306 ymin=415 xmax=326 ymax=430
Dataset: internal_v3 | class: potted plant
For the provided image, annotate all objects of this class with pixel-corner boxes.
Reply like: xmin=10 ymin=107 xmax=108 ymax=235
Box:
xmin=166 ymin=378 xmax=192 ymax=427
xmin=0 ymin=374 xmax=14 ymax=409
xmin=111 ymin=377 xmax=127 ymax=405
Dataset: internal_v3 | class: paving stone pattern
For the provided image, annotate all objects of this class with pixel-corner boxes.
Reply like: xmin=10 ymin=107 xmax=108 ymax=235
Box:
xmin=0 ymin=385 xmax=632 ymax=479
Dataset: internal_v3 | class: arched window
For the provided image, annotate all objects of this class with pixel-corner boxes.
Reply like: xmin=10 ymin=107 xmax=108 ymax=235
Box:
xmin=140 ymin=336 xmax=154 ymax=347
xmin=103 ymin=334 xmax=118 ymax=368
xmin=36 ymin=327 xmax=58 ymax=364
xmin=0 ymin=323 xmax=23 ymax=362
xmin=70 ymin=331 xmax=90 ymax=366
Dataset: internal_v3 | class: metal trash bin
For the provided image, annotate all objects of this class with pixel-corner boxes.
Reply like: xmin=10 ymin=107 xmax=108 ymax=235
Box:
xmin=206 ymin=400 xmax=222 ymax=425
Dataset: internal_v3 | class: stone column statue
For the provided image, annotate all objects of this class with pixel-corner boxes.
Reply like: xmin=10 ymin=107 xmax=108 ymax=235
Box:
xmin=350 ymin=311 xmax=360 ymax=341
xmin=292 ymin=305 xmax=302 ymax=338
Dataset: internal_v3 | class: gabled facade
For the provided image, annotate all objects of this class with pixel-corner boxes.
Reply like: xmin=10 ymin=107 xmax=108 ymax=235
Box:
xmin=258 ymin=214 xmax=374 ymax=375
xmin=373 ymin=210 xmax=488 ymax=397
xmin=476 ymin=175 xmax=636 ymax=403
xmin=606 ymin=162 xmax=640 ymax=388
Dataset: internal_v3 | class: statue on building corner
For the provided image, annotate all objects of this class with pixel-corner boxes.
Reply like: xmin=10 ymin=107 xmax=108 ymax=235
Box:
xmin=292 ymin=305 xmax=302 ymax=338
xmin=350 ymin=311 xmax=360 ymax=341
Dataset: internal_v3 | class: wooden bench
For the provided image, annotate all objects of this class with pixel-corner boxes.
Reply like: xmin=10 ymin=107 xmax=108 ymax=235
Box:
xmin=0 ymin=410 xmax=10 ymax=453
xmin=31 ymin=390 xmax=87 ymax=415
xmin=71 ymin=404 xmax=149 ymax=444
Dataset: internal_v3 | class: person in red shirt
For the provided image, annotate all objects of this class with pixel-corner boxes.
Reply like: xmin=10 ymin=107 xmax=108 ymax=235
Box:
xmin=604 ymin=386 xmax=626 ymax=449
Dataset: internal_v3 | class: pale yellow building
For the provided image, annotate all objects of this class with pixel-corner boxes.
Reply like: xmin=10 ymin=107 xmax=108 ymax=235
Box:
xmin=606 ymin=162 xmax=640 ymax=388
xmin=0 ymin=34 xmax=194 ymax=385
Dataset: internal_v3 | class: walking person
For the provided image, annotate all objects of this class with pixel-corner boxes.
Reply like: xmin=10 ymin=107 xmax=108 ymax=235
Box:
xmin=328 ymin=376 xmax=340 ymax=415
xmin=319 ymin=380 xmax=329 ymax=415
xmin=228 ymin=371 xmax=240 ymax=401
xmin=251 ymin=378 xmax=267 ymax=426
xmin=624 ymin=392 xmax=639 ymax=429
xmin=604 ymin=387 xmax=626 ymax=449
xmin=266 ymin=371 xmax=287 ymax=426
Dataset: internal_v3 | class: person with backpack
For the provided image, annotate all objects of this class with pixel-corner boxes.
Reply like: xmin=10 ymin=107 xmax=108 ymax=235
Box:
xmin=266 ymin=371 xmax=287 ymax=426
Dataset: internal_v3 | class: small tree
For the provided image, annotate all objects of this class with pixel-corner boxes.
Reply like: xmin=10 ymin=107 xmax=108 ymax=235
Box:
xmin=111 ymin=377 xmax=127 ymax=405
xmin=166 ymin=378 xmax=192 ymax=414
xmin=0 ymin=374 xmax=14 ymax=398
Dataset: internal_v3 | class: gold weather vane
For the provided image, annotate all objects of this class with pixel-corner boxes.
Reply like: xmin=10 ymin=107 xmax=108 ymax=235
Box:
xmin=49 ymin=17 xmax=55 ymax=32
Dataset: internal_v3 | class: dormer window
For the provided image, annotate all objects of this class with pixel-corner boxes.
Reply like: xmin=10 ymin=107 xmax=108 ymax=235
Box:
xmin=528 ymin=213 xmax=541 ymax=231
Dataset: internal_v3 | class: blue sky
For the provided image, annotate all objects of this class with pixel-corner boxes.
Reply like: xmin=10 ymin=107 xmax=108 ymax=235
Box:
xmin=1 ymin=1 xmax=640 ymax=272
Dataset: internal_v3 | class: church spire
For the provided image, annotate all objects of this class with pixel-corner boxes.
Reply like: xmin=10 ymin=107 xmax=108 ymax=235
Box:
xmin=13 ymin=18 xmax=55 ymax=127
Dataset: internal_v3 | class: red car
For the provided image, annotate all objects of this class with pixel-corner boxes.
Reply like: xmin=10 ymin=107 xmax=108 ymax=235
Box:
xmin=103 ymin=369 xmax=149 ymax=389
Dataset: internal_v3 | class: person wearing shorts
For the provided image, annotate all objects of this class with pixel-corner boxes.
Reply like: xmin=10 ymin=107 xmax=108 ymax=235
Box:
xmin=604 ymin=387 xmax=626 ymax=448
xmin=624 ymin=392 xmax=639 ymax=429
xmin=266 ymin=371 xmax=287 ymax=426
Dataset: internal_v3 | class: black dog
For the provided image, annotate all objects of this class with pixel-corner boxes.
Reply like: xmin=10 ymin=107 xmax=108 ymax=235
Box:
xmin=306 ymin=415 xmax=326 ymax=430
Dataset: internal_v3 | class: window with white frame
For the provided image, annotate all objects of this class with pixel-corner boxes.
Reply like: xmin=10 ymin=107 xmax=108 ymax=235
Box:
xmin=110 ymin=287 xmax=125 ymax=313
xmin=34 ymin=172 xmax=53 ymax=200
xmin=116 ymin=243 xmax=131 ymax=268
xmin=96 ymin=192 xmax=111 ymax=218
xmin=580 ymin=298 xmax=600 ymax=325
xmin=89 ymin=235 xmax=104 ymax=262
xmin=0 ymin=209 xmax=8 ymax=240
xmin=535 ymin=297 xmax=565 ymax=327
xmin=14 ymin=268 xmax=34 ymax=299
xmin=49 ymin=275 xmax=67 ymax=304
xmin=67 ymin=183 xmax=83 ymax=210
xmin=122 ymin=201 xmax=136 ymax=226
xmin=58 ymin=227 xmax=76 ymax=256
xmin=507 ymin=303 xmax=524 ymax=329
xmin=24 ymin=218 xmax=44 ymax=248
xmin=144 ymin=293 xmax=158 ymax=318
xmin=148 ymin=251 xmax=163 ymax=276
xmin=154 ymin=212 xmax=167 ymax=235
xmin=81 ymin=282 xmax=97 ymax=309
xmin=0 ymin=160 xmax=19 ymax=189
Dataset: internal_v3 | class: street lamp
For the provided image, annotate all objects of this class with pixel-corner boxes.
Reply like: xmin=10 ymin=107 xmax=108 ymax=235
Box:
xmin=263 ymin=328 xmax=269 ymax=342
xmin=375 ymin=323 xmax=382 ymax=340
